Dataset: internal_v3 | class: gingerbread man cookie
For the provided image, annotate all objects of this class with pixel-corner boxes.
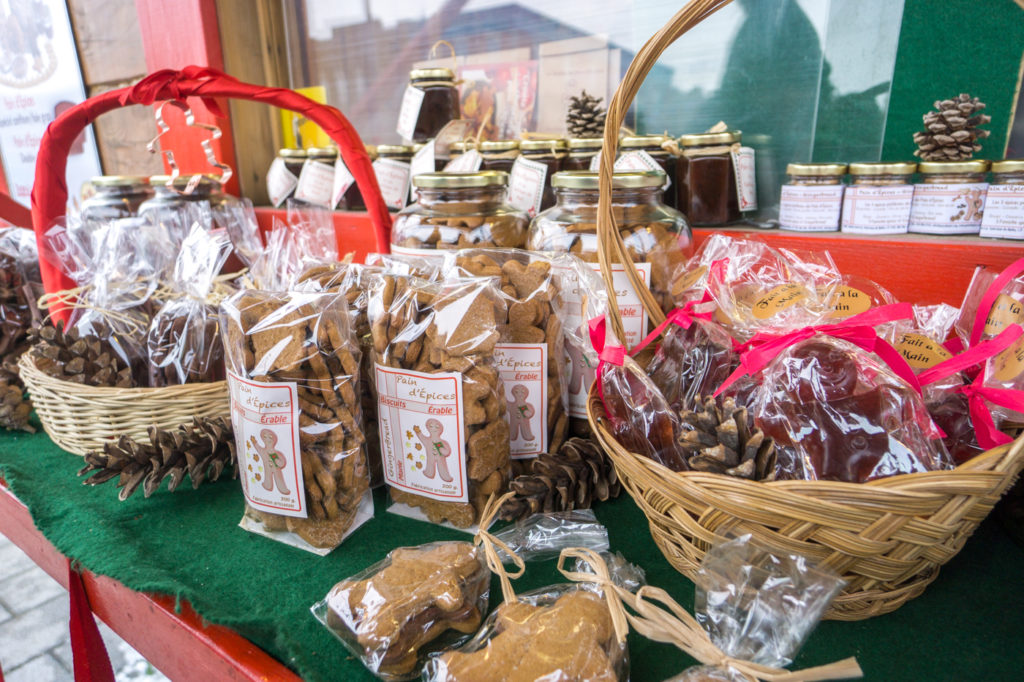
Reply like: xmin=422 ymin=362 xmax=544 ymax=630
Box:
xmin=508 ymin=384 xmax=535 ymax=441
xmin=249 ymin=429 xmax=292 ymax=495
xmin=415 ymin=419 xmax=454 ymax=482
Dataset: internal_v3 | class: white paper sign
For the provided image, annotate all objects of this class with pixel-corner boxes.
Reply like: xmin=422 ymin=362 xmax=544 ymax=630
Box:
xmin=267 ymin=157 xmax=299 ymax=208
xmin=508 ymin=156 xmax=548 ymax=217
xmin=410 ymin=141 xmax=435 ymax=203
xmin=909 ymin=182 xmax=988 ymax=235
xmin=396 ymin=85 xmax=426 ymax=141
xmin=228 ymin=372 xmax=307 ymax=518
xmin=615 ymin=150 xmax=671 ymax=189
xmin=841 ymin=185 xmax=914 ymax=234
xmin=373 ymin=158 xmax=412 ymax=211
xmin=294 ymin=160 xmax=336 ymax=208
xmin=496 ymin=343 xmax=548 ymax=458
xmin=376 ymin=364 xmax=467 ymax=503
xmin=980 ymin=185 xmax=1024 ymax=239
xmin=444 ymin=148 xmax=483 ymax=172
xmin=778 ymin=184 xmax=845 ymax=232
xmin=732 ymin=146 xmax=758 ymax=211
xmin=332 ymin=159 xmax=355 ymax=209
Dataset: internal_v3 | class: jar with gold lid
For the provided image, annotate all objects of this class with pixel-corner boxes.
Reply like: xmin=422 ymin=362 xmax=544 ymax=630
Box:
xmin=778 ymin=163 xmax=847 ymax=232
xmin=266 ymin=148 xmax=307 ymax=206
xmin=909 ymin=160 xmax=990 ymax=234
xmin=479 ymin=140 xmax=520 ymax=173
xmin=840 ymin=162 xmax=916 ymax=234
xmin=374 ymin=144 xmax=416 ymax=212
xmin=391 ymin=171 xmax=529 ymax=257
xmin=618 ymin=134 xmax=677 ymax=208
xmin=676 ymin=130 xmax=742 ymax=225
xmin=563 ymin=138 xmax=603 ymax=171
xmin=518 ymin=138 xmax=568 ymax=211
xmin=81 ymin=176 xmax=153 ymax=224
xmin=405 ymin=67 xmax=460 ymax=142
xmin=141 ymin=174 xmax=229 ymax=214
xmin=980 ymin=160 xmax=1024 ymax=239
xmin=341 ymin=144 xmax=377 ymax=211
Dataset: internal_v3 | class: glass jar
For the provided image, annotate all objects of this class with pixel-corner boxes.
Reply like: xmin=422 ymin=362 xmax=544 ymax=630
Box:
xmin=408 ymin=67 xmax=460 ymax=142
xmin=413 ymin=142 xmax=447 ymax=171
xmin=391 ymin=171 xmax=529 ymax=256
xmin=377 ymin=144 xmax=414 ymax=164
xmin=279 ymin=148 xmax=307 ymax=177
xmin=81 ymin=176 xmax=152 ymax=223
xmin=141 ymin=174 xmax=226 ymax=215
xmin=840 ymin=162 xmax=916 ymax=235
xmin=909 ymin=160 xmax=990 ymax=235
xmin=980 ymin=160 xmax=1024 ymax=240
xmin=677 ymin=130 xmax=742 ymax=225
xmin=519 ymin=138 xmax=568 ymax=211
xmin=480 ymin=140 xmax=520 ymax=173
xmin=778 ymin=163 xmax=848 ymax=232
xmin=375 ymin=144 xmax=415 ymax=213
xmin=342 ymin=145 xmax=377 ymax=211
xmin=563 ymin=138 xmax=603 ymax=171
xmin=619 ymin=134 xmax=678 ymax=208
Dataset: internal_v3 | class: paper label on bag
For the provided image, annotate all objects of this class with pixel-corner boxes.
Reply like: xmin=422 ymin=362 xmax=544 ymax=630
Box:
xmin=908 ymin=182 xmax=988 ymax=234
xmin=508 ymin=156 xmax=548 ymax=217
xmin=615 ymin=151 xmax=671 ymax=189
xmin=826 ymin=285 xmax=872 ymax=318
xmin=293 ymin=160 xmax=336 ymax=208
xmin=332 ymin=159 xmax=355 ymax=208
xmin=444 ymin=148 xmax=483 ymax=172
xmin=267 ymin=157 xmax=298 ymax=208
xmin=496 ymin=343 xmax=547 ymax=458
xmin=375 ymin=364 xmax=467 ymax=503
xmin=672 ymin=264 xmax=708 ymax=299
xmin=779 ymin=184 xmax=844 ymax=231
xmin=979 ymin=185 xmax=1024 ymax=239
xmin=732 ymin=146 xmax=757 ymax=211
xmin=396 ymin=85 xmax=425 ymax=141
xmin=841 ymin=185 xmax=914 ymax=234
xmin=553 ymin=261 xmax=651 ymax=417
xmin=896 ymin=333 xmax=952 ymax=369
xmin=984 ymin=293 xmax=1024 ymax=336
xmin=373 ymin=158 xmax=412 ymax=211
xmin=228 ymin=372 xmax=307 ymax=518
xmin=752 ymin=283 xmax=810 ymax=319
xmin=992 ymin=333 xmax=1024 ymax=382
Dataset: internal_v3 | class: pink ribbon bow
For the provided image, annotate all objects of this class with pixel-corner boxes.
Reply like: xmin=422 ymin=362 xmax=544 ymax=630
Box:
xmin=970 ymin=257 xmax=1024 ymax=348
xmin=588 ymin=315 xmax=627 ymax=410
xmin=630 ymin=259 xmax=728 ymax=357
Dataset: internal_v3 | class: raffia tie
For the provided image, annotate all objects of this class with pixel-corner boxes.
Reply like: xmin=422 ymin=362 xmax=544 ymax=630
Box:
xmin=558 ymin=548 xmax=863 ymax=682
xmin=38 ymin=287 xmax=148 ymax=337
xmin=474 ymin=492 xmax=526 ymax=605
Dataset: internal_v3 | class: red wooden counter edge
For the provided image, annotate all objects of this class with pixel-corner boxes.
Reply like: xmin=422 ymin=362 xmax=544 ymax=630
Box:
xmin=0 ymin=483 xmax=300 ymax=682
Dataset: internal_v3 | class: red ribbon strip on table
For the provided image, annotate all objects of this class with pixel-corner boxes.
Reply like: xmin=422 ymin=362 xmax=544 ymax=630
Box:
xmin=919 ymin=324 xmax=1024 ymax=450
xmin=715 ymin=302 xmax=920 ymax=397
xmin=588 ymin=315 xmax=626 ymax=410
xmin=68 ymin=559 xmax=115 ymax=682
xmin=120 ymin=66 xmax=235 ymax=118
xmin=970 ymin=257 xmax=1024 ymax=348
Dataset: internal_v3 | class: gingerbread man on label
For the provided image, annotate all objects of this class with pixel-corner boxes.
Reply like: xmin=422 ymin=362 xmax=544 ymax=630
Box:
xmin=508 ymin=384 xmax=536 ymax=441
xmin=250 ymin=429 xmax=292 ymax=495
xmin=414 ymin=419 xmax=453 ymax=482
xmin=565 ymin=336 xmax=597 ymax=395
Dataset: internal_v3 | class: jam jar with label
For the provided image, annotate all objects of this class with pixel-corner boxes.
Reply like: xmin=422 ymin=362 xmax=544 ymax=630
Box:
xmin=341 ymin=145 xmax=377 ymax=211
xmin=391 ymin=171 xmax=529 ymax=256
xmin=280 ymin=148 xmax=307 ymax=177
xmin=778 ymin=163 xmax=847 ymax=232
xmin=479 ymin=140 xmax=520 ymax=173
xmin=408 ymin=67 xmax=460 ymax=142
xmin=413 ymin=142 xmax=448 ymax=171
xmin=564 ymin=138 xmax=603 ymax=171
xmin=519 ymin=138 xmax=568 ymax=211
xmin=980 ymin=159 xmax=1024 ymax=239
xmin=140 ymin=174 xmax=231 ymax=217
xmin=909 ymin=160 xmax=990 ymax=235
xmin=619 ymin=134 xmax=678 ymax=208
xmin=840 ymin=162 xmax=916 ymax=235
xmin=81 ymin=176 xmax=153 ymax=224
xmin=676 ymin=130 xmax=742 ymax=225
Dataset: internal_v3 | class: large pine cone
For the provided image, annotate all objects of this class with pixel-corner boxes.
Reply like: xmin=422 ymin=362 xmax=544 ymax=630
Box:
xmin=28 ymin=322 xmax=134 ymax=388
xmin=566 ymin=90 xmax=607 ymax=138
xmin=913 ymin=94 xmax=990 ymax=161
xmin=678 ymin=395 xmax=776 ymax=480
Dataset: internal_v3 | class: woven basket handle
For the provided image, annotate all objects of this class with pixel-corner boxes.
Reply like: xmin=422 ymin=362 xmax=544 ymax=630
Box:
xmin=596 ymin=1 xmax=732 ymax=346
xmin=30 ymin=66 xmax=393 ymax=319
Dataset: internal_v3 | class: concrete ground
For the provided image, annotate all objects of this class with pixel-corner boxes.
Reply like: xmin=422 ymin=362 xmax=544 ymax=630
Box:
xmin=0 ymin=532 xmax=168 ymax=682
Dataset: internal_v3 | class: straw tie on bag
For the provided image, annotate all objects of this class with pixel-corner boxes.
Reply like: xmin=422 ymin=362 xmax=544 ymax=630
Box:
xmin=474 ymin=492 xmax=526 ymax=605
xmin=558 ymin=548 xmax=862 ymax=682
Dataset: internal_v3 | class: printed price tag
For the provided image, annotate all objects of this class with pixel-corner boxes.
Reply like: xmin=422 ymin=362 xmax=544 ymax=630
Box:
xmin=779 ymin=184 xmax=844 ymax=232
xmin=228 ymin=372 xmax=306 ymax=517
xmin=373 ymin=158 xmax=412 ymax=211
xmin=732 ymin=146 xmax=757 ymax=211
xmin=508 ymin=156 xmax=548 ymax=217
xmin=841 ymin=185 xmax=914 ymax=234
xmin=332 ymin=158 xmax=355 ymax=209
xmin=495 ymin=344 xmax=548 ymax=458
xmin=267 ymin=157 xmax=298 ymax=208
xmin=396 ymin=85 xmax=425 ymax=141
xmin=376 ymin=365 xmax=467 ymax=503
xmin=294 ymin=159 xmax=336 ymax=208
xmin=909 ymin=182 xmax=988 ymax=235
xmin=980 ymin=185 xmax=1024 ymax=239
xmin=444 ymin=148 xmax=483 ymax=172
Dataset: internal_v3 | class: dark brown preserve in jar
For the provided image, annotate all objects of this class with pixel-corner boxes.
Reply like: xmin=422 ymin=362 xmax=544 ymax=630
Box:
xmin=677 ymin=130 xmax=742 ymax=226
xmin=342 ymin=145 xmax=379 ymax=212
xmin=409 ymin=68 xmax=460 ymax=142
xmin=620 ymin=134 xmax=677 ymax=209
xmin=480 ymin=140 xmax=519 ymax=173
xmin=563 ymin=138 xmax=602 ymax=171
xmin=519 ymin=138 xmax=567 ymax=212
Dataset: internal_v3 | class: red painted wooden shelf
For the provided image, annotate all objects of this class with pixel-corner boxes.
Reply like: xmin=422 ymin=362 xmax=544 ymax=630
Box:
xmin=0 ymin=483 xmax=300 ymax=682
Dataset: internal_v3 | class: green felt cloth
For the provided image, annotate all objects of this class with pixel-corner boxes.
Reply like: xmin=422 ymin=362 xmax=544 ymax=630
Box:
xmin=2 ymin=426 xmax=1023 ymax=681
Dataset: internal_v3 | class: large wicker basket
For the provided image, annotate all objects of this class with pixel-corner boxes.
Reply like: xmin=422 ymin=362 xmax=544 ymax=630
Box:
xmin=586 ymin=0 xmax=1024 ymax=620
xmin=22 ymin=67 xmax=392 ymax=456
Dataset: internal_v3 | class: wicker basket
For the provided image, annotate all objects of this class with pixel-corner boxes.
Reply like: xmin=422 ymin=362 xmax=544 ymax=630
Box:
xmin=586 ymin=0 xmax=1024 ymax=620
xmin=19 ymin=353 xmax=229 ymax=456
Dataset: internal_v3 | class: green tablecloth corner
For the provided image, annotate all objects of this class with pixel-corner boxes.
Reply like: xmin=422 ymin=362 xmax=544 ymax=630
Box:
xmin=1 ymin=427 xmax=1022 ymax=681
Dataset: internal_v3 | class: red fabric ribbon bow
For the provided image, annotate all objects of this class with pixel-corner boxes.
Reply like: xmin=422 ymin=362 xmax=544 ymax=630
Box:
xmin=120 ymin=66 xmax=237 ymax=117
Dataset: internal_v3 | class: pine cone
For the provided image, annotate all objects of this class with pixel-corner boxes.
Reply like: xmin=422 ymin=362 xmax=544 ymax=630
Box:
xmin=499 ymin=437 xmax=620 ymax=521
xmin=913 ymin=94 xmax=991 ymax=161
xmin=566 ymin=90 xmax=607 ymax=138
xmin=0 ymin=369 xmax=32 ymax=433
xmin=28 ymin=322 xmax=134 ymax=388
xmin=79 ymin=416 xmax=237 ymax=500
xmin=678 ymin=395 xmax=775 ymax=480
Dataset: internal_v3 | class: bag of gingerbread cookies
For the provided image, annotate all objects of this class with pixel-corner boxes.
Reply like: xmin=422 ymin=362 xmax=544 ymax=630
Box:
xmin=220 ymin=288 xmax=372 ymax=554
xmin=369 ymin=273 xmax=511 ymax=529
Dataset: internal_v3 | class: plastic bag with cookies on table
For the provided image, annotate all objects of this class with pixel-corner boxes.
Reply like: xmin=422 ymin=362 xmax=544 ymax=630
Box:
xmin=220 ymin=289 xmax=372 ymax=554
xmin=369 ymin=273 xmax=511 ymax=529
